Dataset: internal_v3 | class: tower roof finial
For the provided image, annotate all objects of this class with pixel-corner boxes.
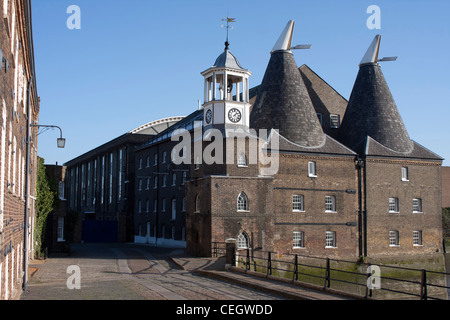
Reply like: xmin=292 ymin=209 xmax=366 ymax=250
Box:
xmin=221 ymin=16 xmax=236 ymax=50
xmin=272 ymin=20 xmax=295 ymax=52
xmin=360 ymin=35 xmax=381 ymax=65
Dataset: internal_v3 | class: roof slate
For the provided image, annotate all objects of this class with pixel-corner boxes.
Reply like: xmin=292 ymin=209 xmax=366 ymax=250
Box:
xmin=338 ymin=63 xmax=413 ymax=154
xmin=250 ymin=50 xmax=325 ymax=148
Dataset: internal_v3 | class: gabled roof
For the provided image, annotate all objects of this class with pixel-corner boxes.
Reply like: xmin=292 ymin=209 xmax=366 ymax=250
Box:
xmin=364 ymin=136 xmax=442 ymax=161
xmin=265 ymin=130 xmax=356 ymax=156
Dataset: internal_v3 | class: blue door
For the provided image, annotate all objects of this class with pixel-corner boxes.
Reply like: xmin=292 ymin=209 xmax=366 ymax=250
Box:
xmin=82 ymin=220 xmax=118 ymax=243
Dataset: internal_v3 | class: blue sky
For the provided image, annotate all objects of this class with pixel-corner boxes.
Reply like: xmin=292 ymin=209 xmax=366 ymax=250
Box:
xmin=32 ymin=0 xmax=450 ymax=166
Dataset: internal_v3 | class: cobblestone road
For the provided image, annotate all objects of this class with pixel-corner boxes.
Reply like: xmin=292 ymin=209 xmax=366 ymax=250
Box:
xmin=20 ymin=243 xmax=284 ymax=301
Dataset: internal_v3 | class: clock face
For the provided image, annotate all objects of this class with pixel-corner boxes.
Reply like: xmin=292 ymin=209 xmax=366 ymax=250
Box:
xmin=228 ymin=108 xmax=242 ymax=123
xmin=205 ymin=109 xmax=212 ymax=124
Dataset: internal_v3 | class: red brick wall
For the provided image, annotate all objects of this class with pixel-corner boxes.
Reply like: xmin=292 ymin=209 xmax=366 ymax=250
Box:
xmin=0 ymin=0 xmax=40 ymax=300
xmin=365 ymin=159 xmax=443 ymax=257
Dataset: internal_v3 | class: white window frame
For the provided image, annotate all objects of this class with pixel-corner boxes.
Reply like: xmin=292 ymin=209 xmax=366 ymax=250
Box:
xmin=308 ymin=161 xmax=316 ymax=177
xmin=412 ymin=198 xmax=422 ymax=213
xmin=293 ymin=231 xmax=305 ymax=249
xmin=292 ymin=194 xmax=304 ymax=212
xmin=389 ymin=230 xmax=399 ymax=247
xmin=325 ymin=231 xmax=336 ymax=248
xmin=413 ymin=230 xmax=422 ymax=246
xmin=57 ymin=217 xmax=65 ymax=242
xmin=237 ymin=192 xmax=249 ymax=211
xmin=389 ymin=198 xmax=399 ymax=213
xmin=237 ymin=153 xmax=247 ymax=167
xmin=325 ymin=195 xmax=336 ymax=213
xmin=58 ymin=181 xmax=65 ymax=200
xmin=162 ymin=198 xmax=166 ymax=212
xmin=401 ymin=167 xmax=409 ymax=181
xmin=237 ymin=233 xmax=249 ymax=249
xmin=330 ymin=114 xmax=340 ymax=128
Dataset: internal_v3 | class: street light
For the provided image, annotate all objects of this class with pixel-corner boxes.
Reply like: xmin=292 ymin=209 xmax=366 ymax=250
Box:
xmin=23 ymin=122 xmax=65 ymax=291
xmin=30 ymin=124 xmax=66 ymax=148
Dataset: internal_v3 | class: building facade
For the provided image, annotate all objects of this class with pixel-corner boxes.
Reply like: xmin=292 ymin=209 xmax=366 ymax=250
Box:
xmin=64 ymin=118 xmax=182 ymax=243
xmin=0 ymin=0 xmax=39 ymax=300
xmin=184 ymin=21 xmax=444 ymax=261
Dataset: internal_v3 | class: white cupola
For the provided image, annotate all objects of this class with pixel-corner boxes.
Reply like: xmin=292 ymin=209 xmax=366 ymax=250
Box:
xmin=201 ymin=40 xmax=252 ymax=129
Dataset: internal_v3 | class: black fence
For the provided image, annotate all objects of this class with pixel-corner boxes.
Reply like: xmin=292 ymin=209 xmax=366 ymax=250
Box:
xmin=212 ymin=242 xmax=227 ymax=258
xmin=234 ymin=248 xmax=450 ymax=300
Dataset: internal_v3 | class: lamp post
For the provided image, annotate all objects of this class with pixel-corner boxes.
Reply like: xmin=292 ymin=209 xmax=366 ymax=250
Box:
xmin=23 ymin=122 xmax=65 ymax=291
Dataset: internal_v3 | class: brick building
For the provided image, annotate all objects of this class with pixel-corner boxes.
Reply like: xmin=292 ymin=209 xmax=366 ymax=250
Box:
xmin=338 ymin=35 xmax=443 ymax=257
xmin=184 ymin=21 xmax=444 ymax=260
xmin=0 ymin=0 xmax=40 ymax=300
xmin=44 ymin=164 xmax=71 ymax=254
xmin=64 ymin=117 xmax=183 ymax=243
xmin=63 ymin=20 xmax=444 ymax=264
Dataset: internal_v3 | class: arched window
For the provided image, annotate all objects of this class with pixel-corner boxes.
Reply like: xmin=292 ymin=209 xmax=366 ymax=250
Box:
xmin=195 ymin=194 xmax=200 ymax=212
xmin=237 ymin=192 xmax=248 ymax=211
xmin=237 ymin=153 xmax=247 ymax=167
xmin=237 ymin=232 xmax=249 ymax=249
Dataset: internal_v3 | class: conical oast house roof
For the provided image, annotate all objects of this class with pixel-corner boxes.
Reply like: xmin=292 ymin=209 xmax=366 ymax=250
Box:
xmin=338 ymin=35 xmax=413 ymax=154
xmin=250 ymin=20 xmax=325 ymax=147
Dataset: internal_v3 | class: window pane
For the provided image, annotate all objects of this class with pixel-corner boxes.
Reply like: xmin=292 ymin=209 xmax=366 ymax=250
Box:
xmin=389 ymin=198 xmax=399 ymax=212
xmin=238 ymin=153 xmax=247 ymax=166
xmin=237 ymin=192 xmax=248 ymax=211
xmin=413 ymin=231 xmax=422 ymax=246
xmin=325 ymin=196 xmax=335 ymax=212
xmin=401 ymin=167 xmax=409 ymax=181
xmin=413 ymin=198 xmax=422 ymax=213
xmin=292 ymin=195 xmax=304 ymax=211
xmin=238 ymin=233 xmax=249 ymax=249
xmin=389 ymin=231 xmax=399 ymax=246
xmin=330 ymin=114 xmax=340 ymax=128
xmin=293 ymin=231 xmax=304 ymax=248
xmin=308 ymin=161 xmax=316 ymax=177
xmin=326 ymin=231 xmax=336 ymax=247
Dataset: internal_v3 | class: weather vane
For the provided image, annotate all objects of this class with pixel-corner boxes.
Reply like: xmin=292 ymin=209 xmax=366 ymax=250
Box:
xmin=221 ymin=16 xmax=236 ymax=47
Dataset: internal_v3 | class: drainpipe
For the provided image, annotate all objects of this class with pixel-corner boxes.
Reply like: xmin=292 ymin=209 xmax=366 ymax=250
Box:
xmin=23 ymin=76 xmax=33 ymax=291
xmin=356 ymin=157 xmax=363 ymax=257
xmin=363 ymin=156 xmax=368 ymax=257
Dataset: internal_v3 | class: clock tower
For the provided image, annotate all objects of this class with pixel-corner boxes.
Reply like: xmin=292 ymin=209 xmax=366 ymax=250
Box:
xmin=201 ymin=40 xmax=252 ymax=131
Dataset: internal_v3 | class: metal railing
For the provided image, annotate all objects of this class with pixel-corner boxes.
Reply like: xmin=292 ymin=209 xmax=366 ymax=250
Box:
xmin=234 ymin=248 xmax=450 ymax=300
xmin=212 ymin=242 xmax=227 ymax=257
